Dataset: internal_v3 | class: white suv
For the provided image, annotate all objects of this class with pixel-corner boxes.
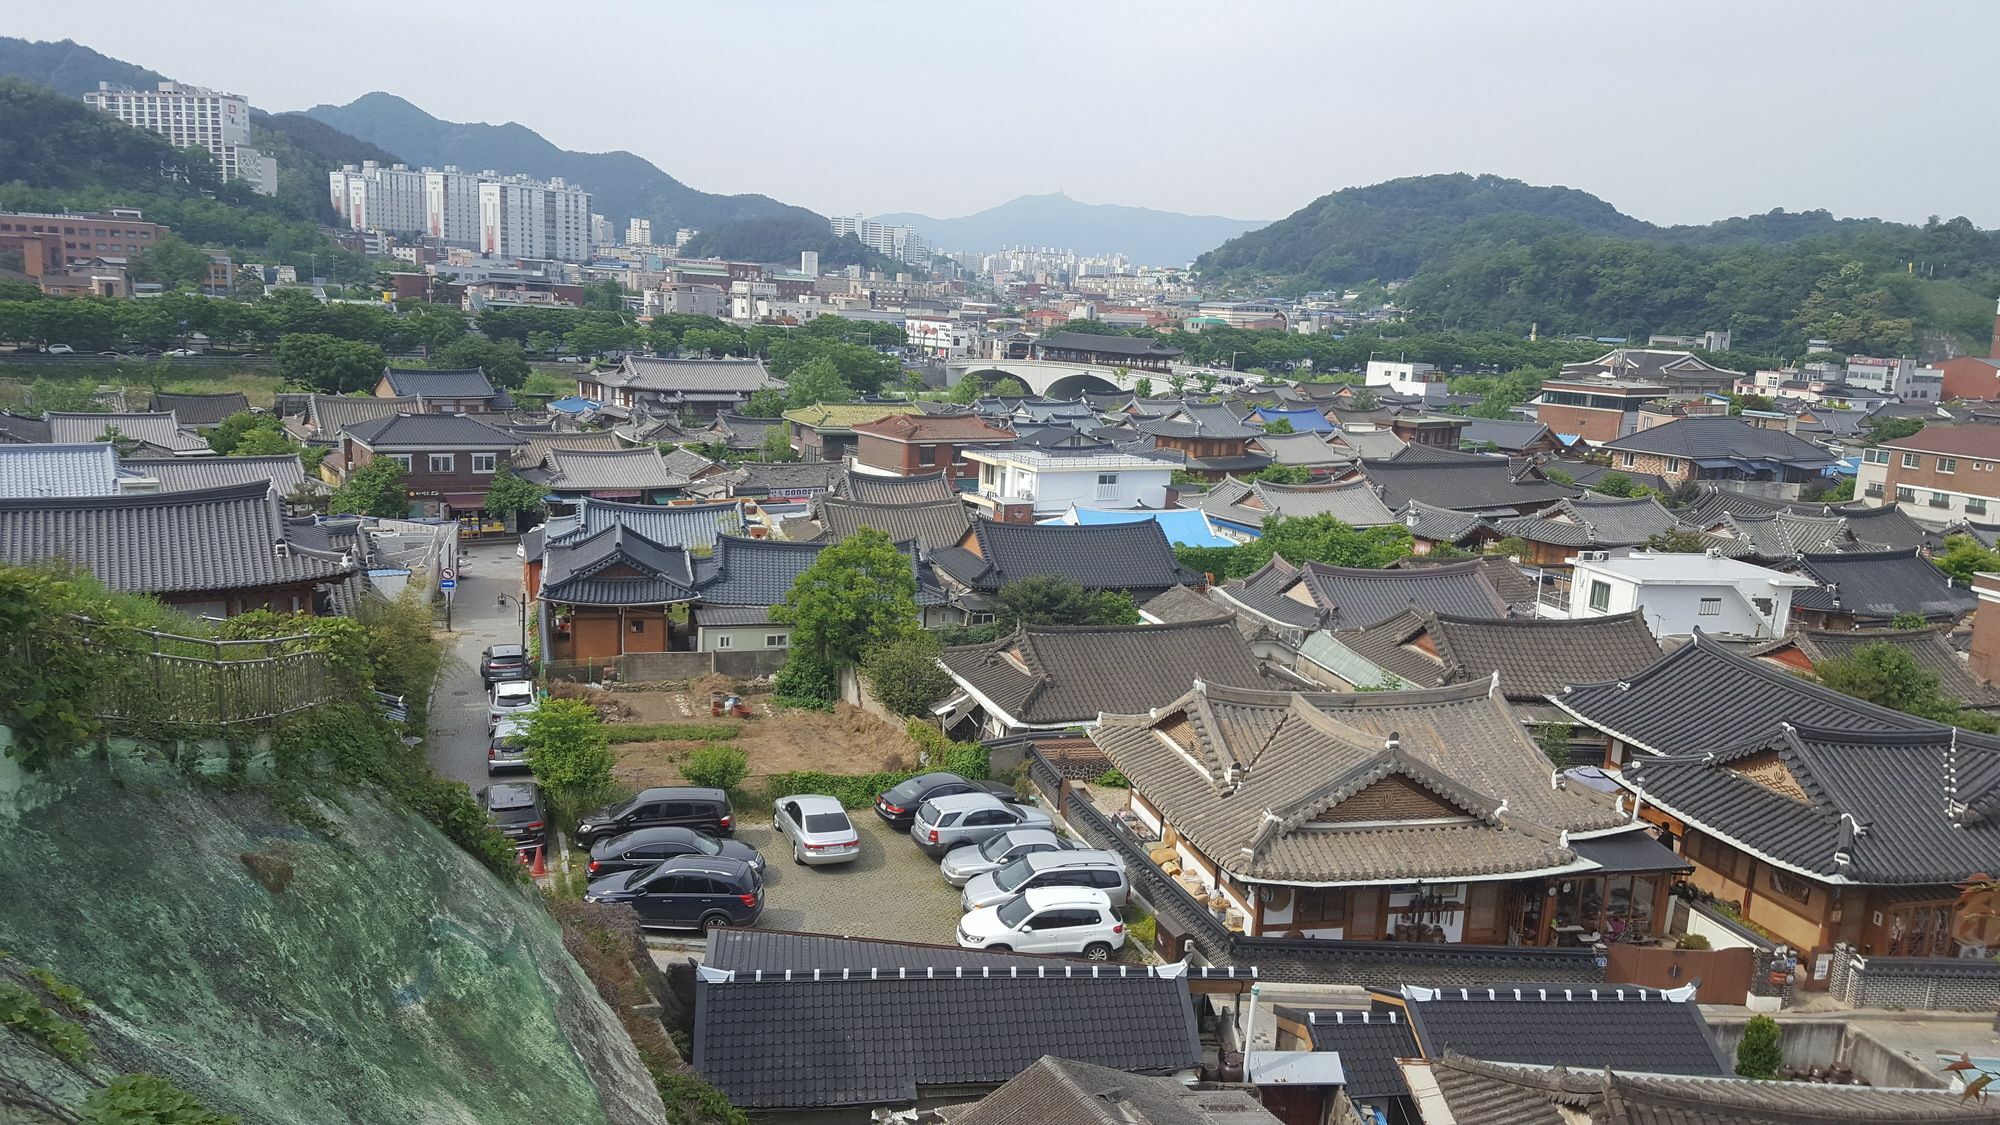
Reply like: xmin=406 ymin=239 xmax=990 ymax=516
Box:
xmin=956 ymin=886 xmax=1125 ymax=960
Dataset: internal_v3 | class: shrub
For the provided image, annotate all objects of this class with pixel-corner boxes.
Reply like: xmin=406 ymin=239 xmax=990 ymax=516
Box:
xmin=766 ymin=770 xmax=915 ymax=808
xmin=905 ymin=721 xmax=988 ymax=779
xmin=525 ymin=698 xmax=617 ymax=833
xmin=1676 ymin=933 xmax=1712 ymax=950
xmin=1735 ymin=1013 xmax=1782 ymax=1079
xmin=604 ymin=722 xmax=740 ymax=744
xmin=861 ymin=633 xmax=954 ymax=717
xmin=682 ymin=745 xmax=749 ymax=793
xmin=773 ymin=651 xmax=836 ymax=707
xmin=1094 ymin=769 xmax=1130 ymax=788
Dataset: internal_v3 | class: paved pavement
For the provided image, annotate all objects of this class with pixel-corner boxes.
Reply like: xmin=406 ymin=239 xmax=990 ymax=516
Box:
xmin=730 ymin=813 xmax=967 ymax=945
xmin=427 ymin=541 xmax=531 ymax=793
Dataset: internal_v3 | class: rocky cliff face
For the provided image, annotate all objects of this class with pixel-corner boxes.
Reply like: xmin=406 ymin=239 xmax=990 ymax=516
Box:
xmin=0 ymin=745 xmax=666 ymax=1124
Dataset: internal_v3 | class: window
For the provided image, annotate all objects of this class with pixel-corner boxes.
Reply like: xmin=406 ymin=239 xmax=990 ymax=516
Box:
xmin=713 ymin=635 xmax=733 ymax=650
xmin=917 ymin=445 xmax=938 ymax=466
xmin=1939 ymin=457 xmax=1959 ymax=474
xmin=1896 ymin=486 xmax=1915 ymax=503
xmin=1666 ymin=457 xmax=1681 ymax=473
xmin=629 ymin=619 xmax=645 ymax=634
xmin=471 ymin=452 xmax=498 ymax=473
xmin=1293 ymin=888 xmax=1347 ymax=925
xmin=1969 ymin=498 xmax=1988 ymax=516
xmin=1903 ymin=452 xmax=1921 ymax=469
xmin=765 ymin=634 xmax=786 ymax=648
xmin=1096 ymin=472 xmax=1120 ymax=500
xmin=1752 ymin=597 xmax=1775 ymax=617
xmin=388 ymin=454 xmax=413 ymax=470
xmin=1864 ymin=483 xmax=1885 ymax=497
xmin=1698 ymin=597 xmax=1722 ymax=616
xmin=1620 ymin=452 xmax=1635 ymax=468
xmin=1931 ymin=491 xmax=1952 ymax=509
xmin=1769 ymin=869 xmax=1813 ymax=905
xmin=428 ymin=453 xmax=455 ymax=473
xmin=1587 ymin=580 xmax=1611 ymax=612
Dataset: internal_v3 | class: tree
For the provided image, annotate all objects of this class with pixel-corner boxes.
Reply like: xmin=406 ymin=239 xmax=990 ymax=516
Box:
xmin=1816 ymin=641 xmax=1998 ymax=731
xmin=231 ymin=427 xmax=302 ymax=458
xmin=581 ymin=278 xmax=627 ymax=312
xmin=1543 ymin=467 xmax=1575 ymax=486
xmin=990 ymin=376 xmax=1029 ymax=398
xmin=1133 ymin=376 xmax=1154 ymax=399
xmin=947 ymin=376 xmax=984 ymax=404
xmin=1936 ymin=535 xmax=2000 ymax=586
xmin=1258 ymin=514 xmax=1412 ymax=570
xmin=1248 ymin=464 xmax=1314 ymax=484
xmin=564 ymin=317 xmax=637 ymax=359
xmin=1167 ymin=371 xmax=1189 ymax=396
xmin=743 ymin=387 xmax=787 ymax=417
xmin=525 ymin=697 xmax=616 ymax=831
xmin=482 ymin=463 xmax=547 ymax=529
xmin=1346 ymin=389 xmax=1380 ymax=410
xmin=327 ymin=457 xmax=409 ymax=518
xmin=992 ymin=576 xmax=1140 ymax=632
xmin=1734 ymin=1014 xmax=1782 ymax=1080
xmin=130 ymin=233 xmax=214 ymax=289
xmin=431 ymin=335 xmax=530 ymax=389
xmin=1866 ymin=416 xmax=1926 ymax=444
xmin=681 ymin=745 xmax=749 ymax=793
xmin=1641 ymin=527 xmax=1707 ymax=553
xmin=28 ymin=377 xmax=103 ymax=413
xmin=759 ymin=426 xmax=798 ymax=462
xmin=1263 ymin=417 xmax=1295 ymax=434
xmin=275 ymin=332 xmax=385 ymax=394
xmin=861 ymin=632 xmax=956 ymax=717
xmin=785 ymin=356 xmax=852 ymax=408
xmin=771 ymin=528 xmax=918 ymax=670
xmin=1591 ymin=471 xmax=1640 ymax=497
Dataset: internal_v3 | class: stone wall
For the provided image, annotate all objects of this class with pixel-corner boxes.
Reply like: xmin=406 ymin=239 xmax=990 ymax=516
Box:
xmin=1827 ymin=943 xmax=2000 ymax=1012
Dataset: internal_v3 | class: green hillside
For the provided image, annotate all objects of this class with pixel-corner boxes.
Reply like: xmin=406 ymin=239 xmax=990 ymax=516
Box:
xmin=0 ymin=35 xmax=167 ymax=96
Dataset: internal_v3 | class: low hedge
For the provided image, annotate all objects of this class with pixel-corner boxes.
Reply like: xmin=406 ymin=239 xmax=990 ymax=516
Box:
xmin=905 ymin=720 xmax=988 ymax=780
xmin=766 ymin=770 xmax=913 ymax=809
xmin=604 ymin=722 xmax=741 ymax=744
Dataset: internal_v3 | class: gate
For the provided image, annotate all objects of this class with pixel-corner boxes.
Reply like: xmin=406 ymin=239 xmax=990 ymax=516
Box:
xmin=1605 ymin=943 xmax=1754 ymax=1004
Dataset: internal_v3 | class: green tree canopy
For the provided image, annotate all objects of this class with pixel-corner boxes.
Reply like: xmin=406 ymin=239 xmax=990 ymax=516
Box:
xmin=431 ymin=335 xmax=530 ymax=389
xmin=990 ymin=376 xmax=1029 ymax=398
xmin=1815 ymin=640 xmax=1998 ymax=732
xmin=327 ymin=457 xmax=409 ymax=518
xmin=771 ymin=528 xmax=918 ymax=669
xmin=785 ymin=356 xmax=853 ymax=408
xmin=1641 ymin=527 xmax=1708 ymax=553
xmin=992 ymin=576 xmax=1140 ymax=633
xmin=1175 ymin=513 xmax=1415 ymax=581
xmin=130 ymin=233 xmax=214 ymax=289
xmin=743 ymin=387 xmax=788 ymax=417
xmin=759 ymin=426 xmax=798 ymax=462
xmin=526 ymin=697 xmax=616 ymax=830
xmin=275 ymin=332 xmax=385 ymax=394
xmin=1263 ymin=417 xmax=1295 ymax=434
xmin=482 ymin=463 xmax=547 ymax=528
xmin=861 ymin=632 xmax=956 ymax=718
xmin=1935 ymin=535 xmax=2000 ymax=586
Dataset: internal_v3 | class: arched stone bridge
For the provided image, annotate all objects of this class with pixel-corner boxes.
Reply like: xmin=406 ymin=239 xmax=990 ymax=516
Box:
xmin=944 ymin=358 xmax=1155 ymax=398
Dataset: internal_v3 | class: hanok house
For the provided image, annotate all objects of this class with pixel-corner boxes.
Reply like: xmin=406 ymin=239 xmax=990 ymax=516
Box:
xmin=851 ymin=412 xmax=1015 ymax=485
xmin=539 ymin=524 xmax=696 ymax=662
xmin=579 ymin=355 xmax=784 ymax=419
xmin=0 ymin=481 xmax=357 ymax=616
xmin=937 ymin=617 xmax=1267 ymax=738
xmin=522 ymin=496 xmax=745 ymax=599
xmin=1598 ymin=415 xmax=1836 ymax=488
xmin=1359 ymin=446 xmax=1579 ymax=516
xmin=148 ymin=391 xmax=249 ymax=430
xmin=538 ymin=447 xmax=691 ymax=506
xmin=331 ymin=413 xmax=526 ymax=520
xmin=1487 ymin=495 xmax=1698 ymax=568
xmin=1457 ymin=417 xmax=1562 ymax=455
xmin=782 ymin=402 xmax=923 ymax=462
xmin=1198 ymin=476 xmax=1398 ymax=542
xmin=1783 ymin=547 xmax=1977 ymax=629
xmin=1093 ymin=680 xmax=1686 ymax=945
xmin=1214 ymin=556 xmax=1511 ymax=633
xmin=1754 ymin=625 xmax=2000 ymax=714
xmin=780 ymin=494 xmax=972 ymax=552
xmin=46 ymin=411 xmax=211 ymax=456
xmin=1553 ymin=632 xmax=2000 ymax=968
xmin=1127 ymin=402 xmax=1272 ymax=481
xmin=1031 ymin=329 xmax=1183 ymax=372
xmin=373 ymin=366 xmax=507 ymax=413
xmin=929 ymin=518 xmax=1195 ymax=619
xmin=687 ymin=533 xmax=948 ymax=651
xmin=1558 ymin=347 xmax=1739 ymax=398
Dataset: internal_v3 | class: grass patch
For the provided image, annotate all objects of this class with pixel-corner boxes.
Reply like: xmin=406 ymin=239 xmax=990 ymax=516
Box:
xmin=604 ymin=721 xmax=742 ymax=744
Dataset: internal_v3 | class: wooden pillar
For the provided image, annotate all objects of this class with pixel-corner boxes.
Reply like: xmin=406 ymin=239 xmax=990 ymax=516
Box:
xmin=617 ymin=606 xmax=627 ymax=656
xmin=1535 ymin=882 xmax=1555 ymax=947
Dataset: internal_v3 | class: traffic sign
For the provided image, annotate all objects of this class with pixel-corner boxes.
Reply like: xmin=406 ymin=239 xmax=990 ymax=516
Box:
xmin=440 ymin=567 xmax=456 ymax=581
xmin=440 ymin=578 xmax=457 ymax=590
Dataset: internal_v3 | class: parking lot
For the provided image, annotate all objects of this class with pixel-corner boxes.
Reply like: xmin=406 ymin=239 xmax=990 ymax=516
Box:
xmin=725 ymin=810 xmax=969 ymax=946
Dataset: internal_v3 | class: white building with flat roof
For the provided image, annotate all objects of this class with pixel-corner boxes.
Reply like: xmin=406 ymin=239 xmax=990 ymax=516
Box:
xmin=328 ymin=161 xmax=427 ymax=235
xmin=478 ymin=176 xmax=592 ymax=263
xmin=962 ymin=446 xmax=1173 ymax=518
xmin=1365 ymin=359 xmax=1446 ymax=400
xmin=423 ymin=166 xmax=494 ymax=248
xmin=1539 ymin=549 xmax=1817 ymax=638
xmin=84 ymin=81 xmax=275 ymax=194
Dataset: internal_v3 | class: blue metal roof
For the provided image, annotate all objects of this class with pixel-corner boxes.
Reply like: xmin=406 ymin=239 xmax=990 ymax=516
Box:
xmin=1040 ymin=505 xmax=1236 ymax=548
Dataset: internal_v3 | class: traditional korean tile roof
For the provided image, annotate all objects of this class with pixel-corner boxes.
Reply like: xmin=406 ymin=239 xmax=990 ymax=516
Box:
xmin=693 ymin=534 xmax=942 ymax=608
xmin=1033 ymin=330 xmax=1183 ymax=357
xmin=1788 ymin=548 xmax=1976 ymax=621
xmin=0 ymin=481 xmax=353 ymax=596
xmin=1828 ymin=502 xmax=1953 ymax=551
xmin=782 ymin=402 xmax=923 ymax=430
xmin=660 ymin=445 xmax=717 ymax=479
xmin=1360 ymin=450 xmax=1578 ymax=513
xmin=692 ymin=963 xmax=1200 ymax=1109
xmin=603 ymin=355 xmax=781 ymax=393
xmin=1395 ymin=501 xmax=1496 ymax=545
xmin=514 ymin=430 xmax=628 ymax=467
xmin=1773 ymin=626 xmax=2000 ymax=709
xmin=540 ymin=523 xmax=697 ymax=606
xmin=1292 ymin=558 xmax=1510 ymax=628
xmin=1254 ymin=430 xmax=1354 ymax=467
xmin=1215 ymin=555 xmax=1322 ymax=629
xmin=1385 ymin=555 xmax=1540 ymax=611
xmin=1391 ymin=983 xmax=1728 ymax=1076
xmin=342 ymin=412 xmax=525 ymax=450
xmin=1301 ymin=1010 xmax=1418 ymax=1101
xmin=1332 ymin=610 xmax=1660 ymax=703
xmin=851 ymin=413 xmax=1015 ymax=442
xmin=1089 ymin=680 xmax=1627 ymax=884
xmin=930 ymin=519 xmax=1191 ymax=594
xmin=45 ymin=412 xmax=208 ymax=453
xmin=837 ymin=469 xmax=957 ymax=503
xmin=549 ymin=496 xmax=745 ymax=552
xmin=296 ymin=394 xmax=422 ymax=436
xmin=940 ymin=619 xmax=1265 ymax=727
xmin=1624 ymin=722 xmax=2000 ymax=884
xmin=545 ymin=447 xmax=690 ymax=491
xmin=1559 ymin=461 xmax=1670 ymax=495
xmin=1706 ymin=510 xmax=1855 ymax=558
xmin=1249 ymin=406 xmax=1338 ymax=433
xmin=791 ymin=496 xmax=972 ymax=551
xmin=1140 ymin=584 xmax=1225 ymax=624
xmin=1491 ymin=496 xmax=1690 ymax=548
xmin=1200 ymin=476 xmax=1398 ymax=531
xmin=0 ymin=411 xmax=53 ymax=443
xmin=1459 ymin=417 xmax=1557 ymax=451
xmin=0 ymin=443 xmax=121 ymax=497
xmin=1329 ymin=429 xmax=1408 ymax=460
xmin=148 ymin=391 xmax=249 ymax=427
xmin=945 ymin=1056 xmax=1279 ymax=1125
xmin=1599 ymin=416 xmax=1835 ymax=467
xmin=378 ymin=366 xmax=497 ymax=399
xmin=1131 ymin=402 xmax=1264 ymax=440
xmin=702 ymin=929 xmax=1042 ymax=974
xmin=122 ymin=454 xmax=309 ymax=495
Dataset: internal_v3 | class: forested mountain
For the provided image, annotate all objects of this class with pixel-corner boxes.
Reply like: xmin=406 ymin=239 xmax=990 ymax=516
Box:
xmin=1198 ymin=173 xmax=2000 ymax=356
xmin=303 ymin=92 xmax=847 ymax=263
xmin=0 ymin=36 xmax=167 ymax=96
xmin=871 ymin=192 xmax=1268 ymax=265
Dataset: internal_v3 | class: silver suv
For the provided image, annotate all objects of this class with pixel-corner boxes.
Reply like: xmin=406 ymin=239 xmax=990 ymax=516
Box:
xmin=911 ymin=793 xmax=1052 ymax=858
xmin=939 ymin=827 xmax=1071 ymax=887
xmin=961 ymin=849 xmax=1129 ymax=911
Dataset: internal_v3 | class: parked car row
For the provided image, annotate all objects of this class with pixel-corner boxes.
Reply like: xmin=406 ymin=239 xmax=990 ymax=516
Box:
xmin=579 ymin=786 xmax=764 ymax=931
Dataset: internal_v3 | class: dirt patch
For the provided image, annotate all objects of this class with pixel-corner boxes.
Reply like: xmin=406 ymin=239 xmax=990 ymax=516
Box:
xmin=606 ymin=689 xmax=919 ymax=792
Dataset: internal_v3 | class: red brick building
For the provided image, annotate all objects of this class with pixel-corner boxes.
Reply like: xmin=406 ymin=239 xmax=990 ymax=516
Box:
xmin=851 ymin=413 xmax=1015 ymax=483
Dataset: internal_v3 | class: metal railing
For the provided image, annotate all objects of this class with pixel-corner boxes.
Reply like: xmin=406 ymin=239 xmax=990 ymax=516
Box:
xmin=79 ymin=620 xmax=346 ymax=726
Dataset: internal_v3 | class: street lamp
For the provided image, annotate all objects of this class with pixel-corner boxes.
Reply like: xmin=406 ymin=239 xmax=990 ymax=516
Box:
xmin=495 ymin=593 xmax=529 ymax=651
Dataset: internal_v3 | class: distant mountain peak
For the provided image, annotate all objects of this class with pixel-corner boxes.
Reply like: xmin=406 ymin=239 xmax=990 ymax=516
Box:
xmin=868 ymin=192 xmax=1267 ymax=264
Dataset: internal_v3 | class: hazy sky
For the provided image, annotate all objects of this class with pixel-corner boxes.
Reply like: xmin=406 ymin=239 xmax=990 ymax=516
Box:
xmin=16 ymin=0 xmax=2000 ymax=227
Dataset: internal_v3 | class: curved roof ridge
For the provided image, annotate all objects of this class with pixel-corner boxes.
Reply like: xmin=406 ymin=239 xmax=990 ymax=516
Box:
xmin=1432 ymin=607 xmax=1648 ymax=629
xmin=1017 ymin=616 xmax=1239 ymax=637
xmin=1300 ymin=558 xmax=1483 ymax=578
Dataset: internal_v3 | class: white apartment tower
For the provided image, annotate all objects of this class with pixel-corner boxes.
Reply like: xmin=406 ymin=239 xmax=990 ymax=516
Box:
xmin=626 ymin=218 xmax=653 ymax=246
xmin=423 ymin=167 xmax=488 ymax=248
xmin=829 ymin=214 xmax=928 ymax=266
xmin=84 ymin=81 xmax=276 ymax=194
xmin=478 ymin=176 xmax=592 ymax=262
xmin=591 ymin=213 xmax=612 ymax=246
xmin=328 ymin=161 xmax=427 ymax=235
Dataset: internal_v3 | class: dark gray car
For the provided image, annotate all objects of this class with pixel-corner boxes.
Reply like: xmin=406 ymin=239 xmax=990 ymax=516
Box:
xmin=585 ymin=826 xmax=765 ymax=879
xmin=583 ymin=855 xmax=763 ymax=931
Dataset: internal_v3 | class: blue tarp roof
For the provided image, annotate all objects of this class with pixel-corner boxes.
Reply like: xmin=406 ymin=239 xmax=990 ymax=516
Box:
xmin=547 ymin=396 xmax=601 ymax=414
xmin=1039 ymin=506 xmax=1236 ymax=548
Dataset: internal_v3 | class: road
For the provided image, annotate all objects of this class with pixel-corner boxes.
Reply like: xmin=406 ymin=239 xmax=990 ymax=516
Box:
xmin=427 ymin=541 xmax=531 ymax=793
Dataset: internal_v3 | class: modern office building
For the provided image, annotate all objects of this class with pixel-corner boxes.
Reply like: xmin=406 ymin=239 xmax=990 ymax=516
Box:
xmin=477 ymin=176 xmax=593 ymax=262
xmin=83 ymin=81 xmax=275 ymax=194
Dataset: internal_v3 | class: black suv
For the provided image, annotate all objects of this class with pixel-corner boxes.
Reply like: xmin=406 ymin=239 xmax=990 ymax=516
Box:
xmin=574 ymin=787 xmax=734 ymax=846
xmin=875 ymin=772 xmax=1016 ymax=830
xmin=480 ymin=644 xmax=531 ymax=683
xmin=586 ymin=826 xmax=766 ymax=879
xmin=483 ymin=781 xmax=547 ymax=848
xmin=583 ymin=855 xmax=764 ymax=931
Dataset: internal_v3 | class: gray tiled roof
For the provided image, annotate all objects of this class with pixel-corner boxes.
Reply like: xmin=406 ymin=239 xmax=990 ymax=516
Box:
xmin=342 ymin=413 xmax=526 ymax=450
xmin=1492 ymin=496 xmax=1687 ymax=548
xmin=0 ymin=481 xmax=353 ymax=596
xmin=551 ymin=497 xmax=745 ymax=552
xmin=1395 ymin=501 xmax=1495 ymax=544
xmin=702 ymin=929 xmax=1045 ymax=973
xmin=1132 ymin=401 xmax=1262 ymax=440
xmin=1397 ymin=984 xmax=1728 ymax=1075
xmin=1141 ymin=584 xmax=1226 ymax=624
xmin=693 ymin=534 xmax=942 ymax=608
xmin=692 ymin=965 xmax=1201 ymax=1109
xmin=1789 ymin=548 xmax=1977 ymax=621
xmin=945 ymin=1056 xmax=1279 ymax=1125
xmin=1360 ymin=451 xmax=1578 ymax=513
xmin=298 ymin=394 xmax=422 ymax=435
xmin=660 ymin=446 xmax=716 ymax=479
xmin=1625 ymin=723 xmax=2000 ymax=884
xmin=1294 ymin=558 xmax=1509 ymax=628
xmin=1600 ymin=416 xmax=1835 ymax=465
xmin=798 ymin=496 xmax=972 ymax=551
xmin=0 ymin=411 xmax=53 ymax=443
xmin=1254 ymin=430 xmax=1354 ymax=467
xmin=1217 ymin=555 xmax=1322 ymax=628
xmin=1458 ymin=417 xmax=1557 ymax=450
xmin=1707 ymin=510 xmax=1854 ymax=558
xmin=1779 ymin=626 xmax=2000 ymax=708
xmin=148 ymin=391 xmax=249 ymax=427
xmin=1034 ymin=330 xmax=1182 ymax=357
xmin=0 ymin=444 xmax=121 ymax=497
xmin=1332 ymin=610 xmax=1660 ymax=702
xmin=1199 ymin=476 xmax=1397 ymax=530
xmin=546 ymin=447 xmax=690 ymax=491
xmin=1829 ymin=502 xmax=1952 ymax=551
xmin=606 ymin=355 xmax=781 ymax=392
xmin=1090 ymin=681 xmax=1626 ymax=884
xmin=379 ymin=367 xmax=496 ymax=398
xmin=45 ymin=412 xmax=208 ymax=453
xmin=1384 ymin=555 xmax=1540 ymax=611
xmin=122 ymin=455 xmax=309 ymax=496
xmin=712 ymin=460 xmax=843 ymax=496
xmin=1301 ymin=1010 xmax=1417 ymax=1101
xmin=930 ymin=519 xmax=1190 ymax=594
xmin=702 ymin=412 xmax=783 ymax=450
xmin=1330 ymin=429 xmax=1407 ymax=459
xmin=838 ymin=469 xmax=957 ymax=504
xmin=1559 ymin=461 xmax=1670 ymax=495
xmin=515 ymin=430 xmax=628 ymax=468
xmin=940 ymin=618 xmax=1264 ymax=726
xmin=541 ymin=523 xmax=696 ymax=605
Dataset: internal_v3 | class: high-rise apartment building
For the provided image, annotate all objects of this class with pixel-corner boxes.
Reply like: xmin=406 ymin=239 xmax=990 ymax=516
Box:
xmin=478 ymin=176 xmax=592 ymax=262
xmin=626 ymin=218 xmax=653 ymax=246
xmin=83 ymin=81 xmax=276 ymax=195
xmin=328 ymin=161 xmax=428 ymax=235
xmin=591 ymin=213 xmax=612 ymax=246
xmin=423 ymin=166 xmax=489 ymax=248
xmin=829 ymin=214 xmax=928 ymax=266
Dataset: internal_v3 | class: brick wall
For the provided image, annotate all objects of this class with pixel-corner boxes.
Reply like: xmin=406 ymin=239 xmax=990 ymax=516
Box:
xmin=1828 ymin=944 xmax=2000 ymax=1011
xmin=1536 ymin=403 xmax=1627 ymax=444
xmin=1611 ymin=449 xmax=1692 ymax=485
